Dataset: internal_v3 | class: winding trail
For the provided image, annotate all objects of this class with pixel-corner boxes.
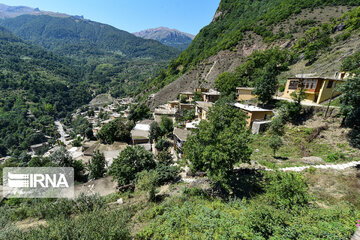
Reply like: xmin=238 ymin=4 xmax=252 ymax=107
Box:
xmin=182 ymin=161 xmax=360 ymax=183
xmin=278 ymin=161 xmax=360 ymax=172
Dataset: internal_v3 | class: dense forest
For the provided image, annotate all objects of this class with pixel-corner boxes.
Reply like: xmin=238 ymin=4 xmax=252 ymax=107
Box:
xmin=0 ymin=26 xmax=92 ymax=156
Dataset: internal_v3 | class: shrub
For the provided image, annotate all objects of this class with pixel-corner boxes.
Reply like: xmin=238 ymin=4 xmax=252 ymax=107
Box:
xmin=265 ymin=171 xmax=310 ymax=210
xmin=136 ymin=170 xmax=158 ymax=202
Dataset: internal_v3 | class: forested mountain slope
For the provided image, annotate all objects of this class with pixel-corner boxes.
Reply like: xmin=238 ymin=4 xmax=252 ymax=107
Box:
xmin=0 ymin=15 xmax=180 ymax=60
xmin=0 ymin=26 xmax=91 ymax=156
xmin=143 ymin=0 xmax=360 ymax=107
xmin=0 ymin=14 xmax=180 ymax=97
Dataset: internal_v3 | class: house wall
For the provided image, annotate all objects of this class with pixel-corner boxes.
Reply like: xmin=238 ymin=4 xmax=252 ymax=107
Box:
xmin=241 ymin=111 xmax=273 ymax=127
xmin=168 ymin=102 xmax=179 ymax=109
xmin=203 ymin=94 xmax=220 ymax=103
xmin=180 ymin=104 xmax=194 ymax=110
xmin=133 ymin=138 xmax=149 ymax=145
xmin=317 ymin=80 xmax=343 ymax=104
xmin=237 ymin=89 xmax=255 ymax=101
xmin=283 ymin=80 xmax=296 ymax=99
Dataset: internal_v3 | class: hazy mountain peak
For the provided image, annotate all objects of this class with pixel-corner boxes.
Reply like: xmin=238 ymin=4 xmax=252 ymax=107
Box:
xmin=0 ymin=3 xmax=69 ymax=19
xmin=133 ymin=27 xmax=195 ymax=51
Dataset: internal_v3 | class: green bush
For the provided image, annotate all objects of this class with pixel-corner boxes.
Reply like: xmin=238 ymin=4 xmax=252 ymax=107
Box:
xmin=110 ymin=146 xmax=156 ymax=186
xmin=265 ymin=171 xmax=310 ymax=210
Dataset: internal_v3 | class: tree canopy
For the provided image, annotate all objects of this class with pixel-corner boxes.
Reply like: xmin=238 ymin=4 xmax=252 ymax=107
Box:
xmin=183 ymin=101 xmax=252 ymax=190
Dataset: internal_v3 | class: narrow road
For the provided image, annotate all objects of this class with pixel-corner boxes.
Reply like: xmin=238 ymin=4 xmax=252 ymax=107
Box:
xmin=55 ymin=121 xmax=66 ymax=143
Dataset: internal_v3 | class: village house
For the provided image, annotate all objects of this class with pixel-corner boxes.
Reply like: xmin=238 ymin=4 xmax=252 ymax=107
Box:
xmin=30 ymin=142 xmax=48 ymax=153
xmin=179 ymin=103 xmax=195 ymax=111
xmin=179 ymin=91 xmax=194 ymax=102
xmin=236 ymin=87 xmax=256 ymax=101
xmin=173 ymin=128 xmax=191 ymax=153
xmin=168 ymin=100 xmax=180 ymax=110
xmin=195 ymin=101 xmax=214 ymax=121
xmin=202 ymin=89 xmax=221 ymax=103
xmin=233 ymin=103 xmax=273 ymax=127
xmin=283 ymin=73 xmax=348 ymax=104
xmin=195 ymin=88 xmax=209 ymax=93
xmin=153 ymin=106 xmax=177 ymax=123
xmin=130 ymin=120 xmax=154 ymax=151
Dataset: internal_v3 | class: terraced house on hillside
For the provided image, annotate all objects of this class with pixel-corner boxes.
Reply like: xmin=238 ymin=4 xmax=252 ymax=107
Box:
xmin=283 ymin=73 xmax=349 ymax=104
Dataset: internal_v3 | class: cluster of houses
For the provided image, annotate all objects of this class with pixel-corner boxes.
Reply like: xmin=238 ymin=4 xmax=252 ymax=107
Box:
xmin=129 ymin=72 xmax=349 ymax=154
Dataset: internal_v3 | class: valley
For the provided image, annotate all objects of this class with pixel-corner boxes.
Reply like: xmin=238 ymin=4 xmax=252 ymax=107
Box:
xmin=0 ymin=1 xmax=360 ymax=239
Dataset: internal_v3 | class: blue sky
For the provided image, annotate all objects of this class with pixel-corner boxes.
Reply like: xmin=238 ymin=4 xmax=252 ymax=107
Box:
xmin=0 ymin=0 xmax=220 ymax=35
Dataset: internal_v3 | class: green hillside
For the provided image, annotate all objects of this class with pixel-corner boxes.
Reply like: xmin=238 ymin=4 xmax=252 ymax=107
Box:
xmin=0 ymin=15 xmax=180 ymax=60
xmin=0 ymin=26 xmax=91 ymax=156
xmin=0 ymin=15 xmax=180 ymax=97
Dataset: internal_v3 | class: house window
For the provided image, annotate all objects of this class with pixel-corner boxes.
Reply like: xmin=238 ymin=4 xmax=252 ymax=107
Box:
xmin=327 ymin=81 xmax=333 ymax=88
xmin=303 ymin=80 xmax=317 ymax=90
xmin=288 ymin=80 xmax=298 ymax=90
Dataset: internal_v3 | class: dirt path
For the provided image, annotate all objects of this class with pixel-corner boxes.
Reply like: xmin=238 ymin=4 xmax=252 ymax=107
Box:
xmin=278 ymin=161 xmax=360 ymax=172
xmin=55 ymin=121 xmax=66 ymax=143
xmin=182 ymin=161 xmax=360 ymax=183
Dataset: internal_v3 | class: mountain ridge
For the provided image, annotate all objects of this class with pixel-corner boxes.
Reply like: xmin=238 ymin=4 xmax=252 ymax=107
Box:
xmin=133 ymin=27 xmax=195 ymax=51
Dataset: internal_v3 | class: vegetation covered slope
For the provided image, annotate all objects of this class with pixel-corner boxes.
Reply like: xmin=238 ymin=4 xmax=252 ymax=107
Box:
xmin=143 ymin=0 xmax=360 ymax=104
xmin=0 ymin=15 xmax=180 ymax=60
xmin=0 ymin=14 xmax=180 ymax=97
xmin=0 ymin=26 xmax=91 ymax=156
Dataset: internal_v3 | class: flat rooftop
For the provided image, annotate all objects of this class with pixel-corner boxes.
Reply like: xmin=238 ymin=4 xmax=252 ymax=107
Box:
xmin=195 ymin=101 xmax=214 ymax=111
xmin=236 ymin=87 xmax=254 ymax=90
xmin=233 ymin=103 xmax=272 ymax=112
xmin=173 ymin=128 xmax=191 ymax=142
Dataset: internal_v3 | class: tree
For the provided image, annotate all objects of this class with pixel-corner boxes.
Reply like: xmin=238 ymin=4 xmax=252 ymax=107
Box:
xmin=50 ymin=146 xmax=74 ymax=167
xmin=128 ymin=104 xmax=151 ymax=122
xmin=215 ymin=72 xmax=238 ymax=96
xmin=192 ymin=91 xmax=203 ymax=102
xmin=253 ymin=61 xmax=279 ymax=104
xmin=283 ymin=88 xmax=305 ymax=122
xmin=50 ymin=147 xmax=85 ymax=182
xmin=149 ymin=122 xmax=162 ymax=143
xmin=97 ymin=118 xmax=133 ymax=144
xmin=340 ymin=77 xmax=360 ymax=148
xmin=110 ymin=146 xmax=156 ymax=186
xmin=268 ymin=134 xmax=283 ymax=157
xmin=155 ymin=138 xmax=171 ymax=151
xmin=160 ymin=116 xmax=173 ymax=136
xmin=269 ymin=116 xmax=285 ymax=136
xmin=88 ymin=151 xmax=106 ymax=180
xmin=183 ymin=101 xmax=252 ymax=191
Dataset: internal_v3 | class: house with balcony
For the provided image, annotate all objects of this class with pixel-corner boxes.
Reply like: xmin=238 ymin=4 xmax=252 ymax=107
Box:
xmin=233 ymin=103 xmax=273 ymax=127
xmin=283 ymin=73 xmax=348 ymax=104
